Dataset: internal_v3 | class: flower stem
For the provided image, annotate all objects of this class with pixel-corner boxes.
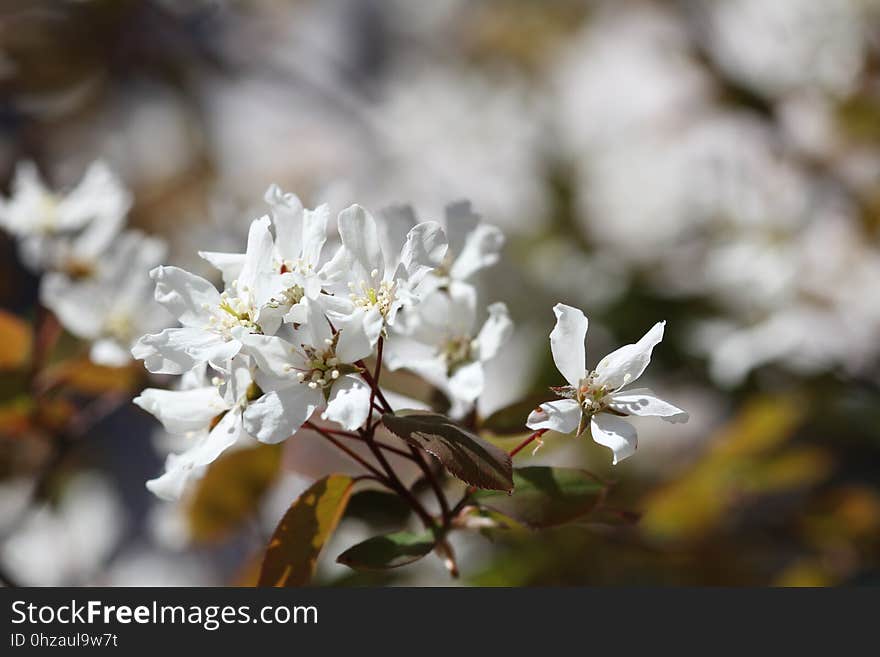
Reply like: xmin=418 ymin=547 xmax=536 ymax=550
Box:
xmin=509 ymin=428 xmax=548 ymax=458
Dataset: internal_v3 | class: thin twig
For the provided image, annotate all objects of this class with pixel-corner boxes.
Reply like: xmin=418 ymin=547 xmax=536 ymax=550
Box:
xmin=304 ymin=421 xmax=388 ymax=482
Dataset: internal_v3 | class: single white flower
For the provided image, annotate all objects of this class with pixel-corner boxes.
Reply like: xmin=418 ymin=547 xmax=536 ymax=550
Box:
xmin=40 ymin=230 xmax=171 ymax=367
xmin=0 ymin=160 xmax=130 ymax=274
xmin=238 ymin=298 xmax=374 ymax=442
xmin=384 ymin=285 xmax=512 ymax=416
xmin=320 ymin=204 xmax=447 ymax=345
xmin=527 ymin=304 xmax=688 ymax=464
xmin=382 ymin=200 xmax=504 ymax=290
xmin=136 ymin=357 xmax=257 ymax=500
xmin=199 ymin=184 xmax=332 ymax=325
xmin=132 ymin=215 xmax=288 ymax=374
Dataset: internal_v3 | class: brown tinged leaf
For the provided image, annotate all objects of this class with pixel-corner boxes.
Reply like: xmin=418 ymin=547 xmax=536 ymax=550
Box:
xmin=382 ymin=410 xmax=513 ymax=492
xmin=259 ymin=474 xmax=355 ymax=587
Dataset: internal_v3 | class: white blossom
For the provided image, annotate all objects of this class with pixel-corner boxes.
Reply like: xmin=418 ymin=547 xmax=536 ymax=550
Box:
xmin=0 ymin=160 xmax=129 ymax=274
xmin=238 ymin=297 xmax=373 ymax=443
xmin=527 ymin=304 xmax=688 ymax=464
xmin=40 ymin=230 xmax=171 ymax=367
xmin=320 ymin=204 xmax=447 ymax=345
xmin=382 ymin=200 xmax=504 ymax=292
xmin=135 ymin=357 xmax=258 ymax=500
xmin=132 ymin=215 xmax=288 ymax=374
xmin=385 ymin=285 xmax=512 ymax=416
xmin=199 ymin=184 xmax=332 ymax=325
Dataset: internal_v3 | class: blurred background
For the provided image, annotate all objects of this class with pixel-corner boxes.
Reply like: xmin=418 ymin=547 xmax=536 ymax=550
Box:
xmin=1 ymin=0 xmax=879 ymax=586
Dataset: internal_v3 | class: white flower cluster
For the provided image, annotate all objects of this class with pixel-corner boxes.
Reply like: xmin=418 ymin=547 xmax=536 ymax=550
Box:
xmin=130 ymin=186 xmax=516 ymax=499
xmin=0 ymin=161 xmax=170 ymax=366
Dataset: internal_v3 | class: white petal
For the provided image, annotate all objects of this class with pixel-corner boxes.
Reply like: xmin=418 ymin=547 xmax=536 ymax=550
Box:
xmin=322 ymin=375 xmax=372 ymax=431
xmin=590 ymin=414 xmax=638 ymax=465
xmin=399 ymin=221 xmax=448 ymax=286
xmin=449 ymin=222 xmax=505 ymax=281
xmin=147 ymin=410 xmax=248 ymax=500
xmin=150 ymin=266 xmax=219 ymax=328
xmin=335 ymin=313 xmax=374 ymax=364
xmin=549 ymin=303 xmax=588 ymax=387
xmin=447 ymin=360 xmax=484 ymax=405
xmin=595 ymin=321 xmax=665 ymax=391
xmin=526 ymin=398 xmax=582 ymax=434
xmin=146 ymin=453 xmax=198 ymax=501
xmin=301 ymin=204 xmax=329 ymax=267
xmin=58 ymin=160 xmax=131 ymax=232
xmin=264 ymin=184 xmax=304 ymax=264
xmin=608 ymin=388 xmax=689 ymax=423
xmin=133 ymin=386 xmax=228 ymax=434
xmin=337 ymin=204 xmax=384 ymax=280
xmin=443 ymin=200 xmax=481 ymax=264
xmin=237 ymin=215 xmax=275 ymax=296
xmin=243 ymin=387 xmax=321 ymax=444
xmin=39 ymin=273 xmax=105 ymax=339
xmin=198 ymin=251 xmax=245 ymax=287
xmin=89 ymin=339 xmax=132 ymax=367
xmin=237 ymin=333 xmax=297 ymax=381
xmin=476 ymin=301 xmax=513 ymax=362
xmin=131 ymin=327 xmax=240 ymax=374
xmin=361 ymin=306 xmax=384 ymax=346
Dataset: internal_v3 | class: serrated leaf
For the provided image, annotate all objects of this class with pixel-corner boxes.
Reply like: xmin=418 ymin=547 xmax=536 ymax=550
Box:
xmin=187 ymin=443 xmax=282 ymax=543
xmin=474 ymin=467 xmax=606 ymax=528
xmin=259 ymin=474 xmax=355 ymax=587
xmin=336 ymin=530 xmax=436 ymax=570
xmin=382 ymin=410 xmax=513 ymax=491
xmin=0 ymin=310 xmax=31 ymax=370
xmin=480 ymin=393 xmax=554 ymax=436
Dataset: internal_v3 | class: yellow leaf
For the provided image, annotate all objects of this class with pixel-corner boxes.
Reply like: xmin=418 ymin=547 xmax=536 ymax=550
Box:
xmin=259 ymin=474 xmax=355 ymax=587
xmin=0 ymin=310 xmax=32 ymax=370
xmin=187 ymin=443 xmax=282 ymax=543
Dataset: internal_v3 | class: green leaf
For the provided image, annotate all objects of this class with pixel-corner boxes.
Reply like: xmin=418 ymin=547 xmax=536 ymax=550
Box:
xmin=336 ymin=531 xmax=436 ymax=570
xmin=345 ymin=489 xmax=413 ymax=527
xmin=259 ymin=474 xmax=355 ymax=587
xmin=473 ymin=467 xmax=606 ymax=528
xmin=480 ymin=393 xmax=553 ymax=436
xmin=382 ymin=410 xmax=513 ymax=491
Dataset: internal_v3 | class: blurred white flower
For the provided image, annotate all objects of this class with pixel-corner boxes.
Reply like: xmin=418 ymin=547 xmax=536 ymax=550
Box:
xmin=40 ymin=230 xmax=171 ymax=366
xmin=700 ymin=0 xmax=865 ymax=98
xmin=367 ymin=68 xmax=549 ymax=235
xmin=1 ymin=473 xmax=124 ymax=586
xmin=552 ymin=4 xmax=710 ymax=155
xmin=0 ymin=160 xmax=129 ymax=274
xmin=527 ymin=304 xmax=688 ymax=464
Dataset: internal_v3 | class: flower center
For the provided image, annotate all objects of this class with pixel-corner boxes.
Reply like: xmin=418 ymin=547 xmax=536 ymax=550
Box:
xmin=348 ymin=269 xmax=396 ymax=317
xmin=207 ymin=289 xmax=261 ymax=337
xmin=441 ymin=335 xmax=474 ymax=375
xmin=288 ymin=333 xmax=345 ymax=391
xmin=37 ymin=193 xmax=59 ymax=232
xmin=104 ymin=311 xmax=134 ymax=342
xmin=576 ymin=373 xmax=610 ymax=415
